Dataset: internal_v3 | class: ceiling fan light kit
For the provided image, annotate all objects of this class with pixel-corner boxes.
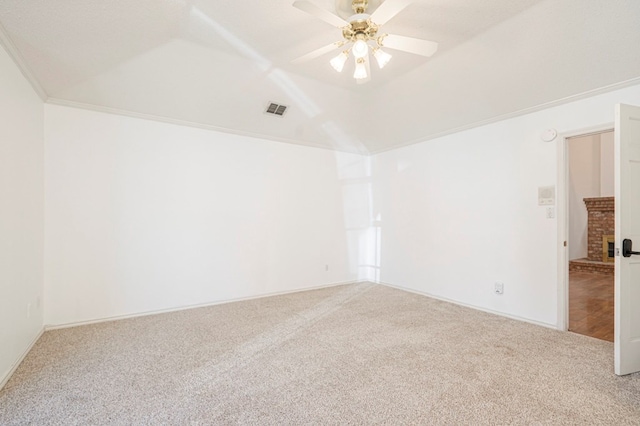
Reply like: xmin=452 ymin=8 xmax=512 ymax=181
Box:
xmin=330 ymin=51 xmax=349 ymax=72
xmin=292 ymin=0 xmax=438 ymax=83
xmin=353 ymin=58 xmax=368 ymax=79
xmin=373 ymin=47 xmax=392 ymax=69
xmin=352 ymin=38 xmax=369 ymax=58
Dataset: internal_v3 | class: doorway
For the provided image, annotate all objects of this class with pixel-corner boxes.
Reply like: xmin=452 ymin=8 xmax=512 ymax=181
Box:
xmin=566 ymin=130 xmax=615 ymax=341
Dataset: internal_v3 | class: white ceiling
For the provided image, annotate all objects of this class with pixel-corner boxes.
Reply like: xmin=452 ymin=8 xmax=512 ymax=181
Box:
xmin=1 ymin=0 xmax=639 ymax=154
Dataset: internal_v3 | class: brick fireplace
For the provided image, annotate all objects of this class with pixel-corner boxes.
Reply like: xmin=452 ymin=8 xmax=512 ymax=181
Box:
xmin=569 ymin=196 xmax=615 ymax=275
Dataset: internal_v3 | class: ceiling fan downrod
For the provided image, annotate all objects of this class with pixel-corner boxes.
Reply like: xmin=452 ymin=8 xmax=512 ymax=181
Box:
xmin=351 ymin=0 xmax=369 ymax=14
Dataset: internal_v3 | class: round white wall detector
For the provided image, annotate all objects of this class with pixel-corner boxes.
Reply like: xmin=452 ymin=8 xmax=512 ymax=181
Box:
xmin=541 ymin=128 xmax=558 ymax=142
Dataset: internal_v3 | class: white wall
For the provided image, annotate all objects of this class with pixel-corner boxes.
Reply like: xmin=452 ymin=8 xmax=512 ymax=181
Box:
xmin=372 ymin=84 xmax=640 ymax=327
xmin=44 ymin=105 xmax=369 ymax=326
xmin=0 ymin=44 xmax=44 ymax=386
xmin=568 ymin=131 xmax=614 ymax=260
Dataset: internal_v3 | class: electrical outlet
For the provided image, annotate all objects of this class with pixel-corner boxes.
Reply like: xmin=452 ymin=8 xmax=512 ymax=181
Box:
xmin=494 ymin=282 xmax=504 ymax=295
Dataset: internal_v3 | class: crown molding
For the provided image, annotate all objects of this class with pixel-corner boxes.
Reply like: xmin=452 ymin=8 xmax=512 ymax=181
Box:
xmin=0 ymin=21 xmax=48 ymax=101
xmin=369 ymin=76 xmax=640 ymax=155
xmin=40 ymin=75 xmax=640 ymax=157
xmin=46 ymin=98 xmax=369 ymax=156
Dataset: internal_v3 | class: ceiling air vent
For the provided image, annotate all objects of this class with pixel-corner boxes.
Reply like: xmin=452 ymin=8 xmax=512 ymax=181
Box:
xmin=265 ymin=102 xmax=288 ymax=117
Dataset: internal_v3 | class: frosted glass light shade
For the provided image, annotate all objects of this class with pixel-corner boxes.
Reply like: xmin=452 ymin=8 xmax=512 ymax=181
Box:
xmin=353 ymin=58 xmax=367 ymax=79
xmin=330 ymin=51 xmax=348 ymax=72
xmin=352 ymin=40 xmax=369 ymax=59
xmin=373 ymin=48 xmax=392 ymax=69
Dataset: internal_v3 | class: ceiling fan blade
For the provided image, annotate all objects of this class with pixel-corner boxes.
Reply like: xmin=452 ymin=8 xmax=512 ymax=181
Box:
xmin=292 ymin=1 xmax=349 ymax=28
xmin=381 ymin=34 xmax=438 ymax=57
xmin=370 ymin=0 xmax=411 ymax=25
xmin=292 ymin=41 xmax=344 ymax=64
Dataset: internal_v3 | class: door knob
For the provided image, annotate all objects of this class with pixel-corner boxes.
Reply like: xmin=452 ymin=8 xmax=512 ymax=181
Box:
xmin=622 ymin=239 xmax=640 ymax=257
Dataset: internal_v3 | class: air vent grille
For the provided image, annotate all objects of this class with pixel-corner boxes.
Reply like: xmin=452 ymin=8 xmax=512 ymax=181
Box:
xmin=265 ymin=102 xmax=288 ymax=117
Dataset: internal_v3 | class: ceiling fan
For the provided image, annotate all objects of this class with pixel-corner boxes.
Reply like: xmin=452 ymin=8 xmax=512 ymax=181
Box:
xmin=292 ymin=0 xmax=438 ymax=83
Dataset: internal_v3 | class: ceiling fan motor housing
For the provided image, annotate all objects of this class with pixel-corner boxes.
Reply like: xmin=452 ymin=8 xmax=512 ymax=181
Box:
xmin=342 ymin=14 xmax=379 ymax=42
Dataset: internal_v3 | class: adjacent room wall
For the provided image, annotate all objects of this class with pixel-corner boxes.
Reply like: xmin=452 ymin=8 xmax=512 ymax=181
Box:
xmin=44 ymin=105 xmax=369 ymax=326
xmin=0 ymin=44 xmax=44 ymax=386
xmin=372 ymin=84 xmax=640 ymax=327
xmin=568 ymin=131 xmax=614 ymax=260
xmin=600 ymin=131 xmax=615 ymax=197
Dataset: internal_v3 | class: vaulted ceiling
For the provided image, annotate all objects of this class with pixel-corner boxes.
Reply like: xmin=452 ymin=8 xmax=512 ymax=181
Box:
xmin=1 ymin=0 xmax=639 ymax=154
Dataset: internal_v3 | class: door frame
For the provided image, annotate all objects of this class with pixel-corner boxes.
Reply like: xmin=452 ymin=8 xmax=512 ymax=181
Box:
xmin=556 ymin=123 xmax=614 ymax=332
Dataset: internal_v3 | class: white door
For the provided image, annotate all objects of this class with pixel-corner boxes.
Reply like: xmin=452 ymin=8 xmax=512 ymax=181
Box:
xmin=614 ymin=104 xmax=640 ymax=376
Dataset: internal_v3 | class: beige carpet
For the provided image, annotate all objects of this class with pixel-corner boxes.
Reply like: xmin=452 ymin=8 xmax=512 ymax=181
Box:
xmin=1 ymin=282 xmax=639 ymax=425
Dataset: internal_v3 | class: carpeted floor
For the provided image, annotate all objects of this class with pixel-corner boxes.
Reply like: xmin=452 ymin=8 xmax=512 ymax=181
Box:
xmin=1 ymin=282 xmax=639 ymax=425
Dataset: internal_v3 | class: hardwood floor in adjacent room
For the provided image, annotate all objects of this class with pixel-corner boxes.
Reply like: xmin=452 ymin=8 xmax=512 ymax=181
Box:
xmin=569 ymin=271 xmax=614 ymax=342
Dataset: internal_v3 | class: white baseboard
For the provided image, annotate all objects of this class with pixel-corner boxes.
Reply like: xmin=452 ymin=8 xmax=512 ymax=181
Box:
xmin=45 ymin=279 xmax=364 ymax=331
xmin=0 ymin=327 xmax=44 ymax=391
xmin=377 ymin=280 xmax=558 ymax=330
xmin=45 ymin=279 xmax=556 ymax=332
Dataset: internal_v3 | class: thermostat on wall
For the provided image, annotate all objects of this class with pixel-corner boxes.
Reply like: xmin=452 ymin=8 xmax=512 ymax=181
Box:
xmin=538 ymin=186 xmax=555 ymax=205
